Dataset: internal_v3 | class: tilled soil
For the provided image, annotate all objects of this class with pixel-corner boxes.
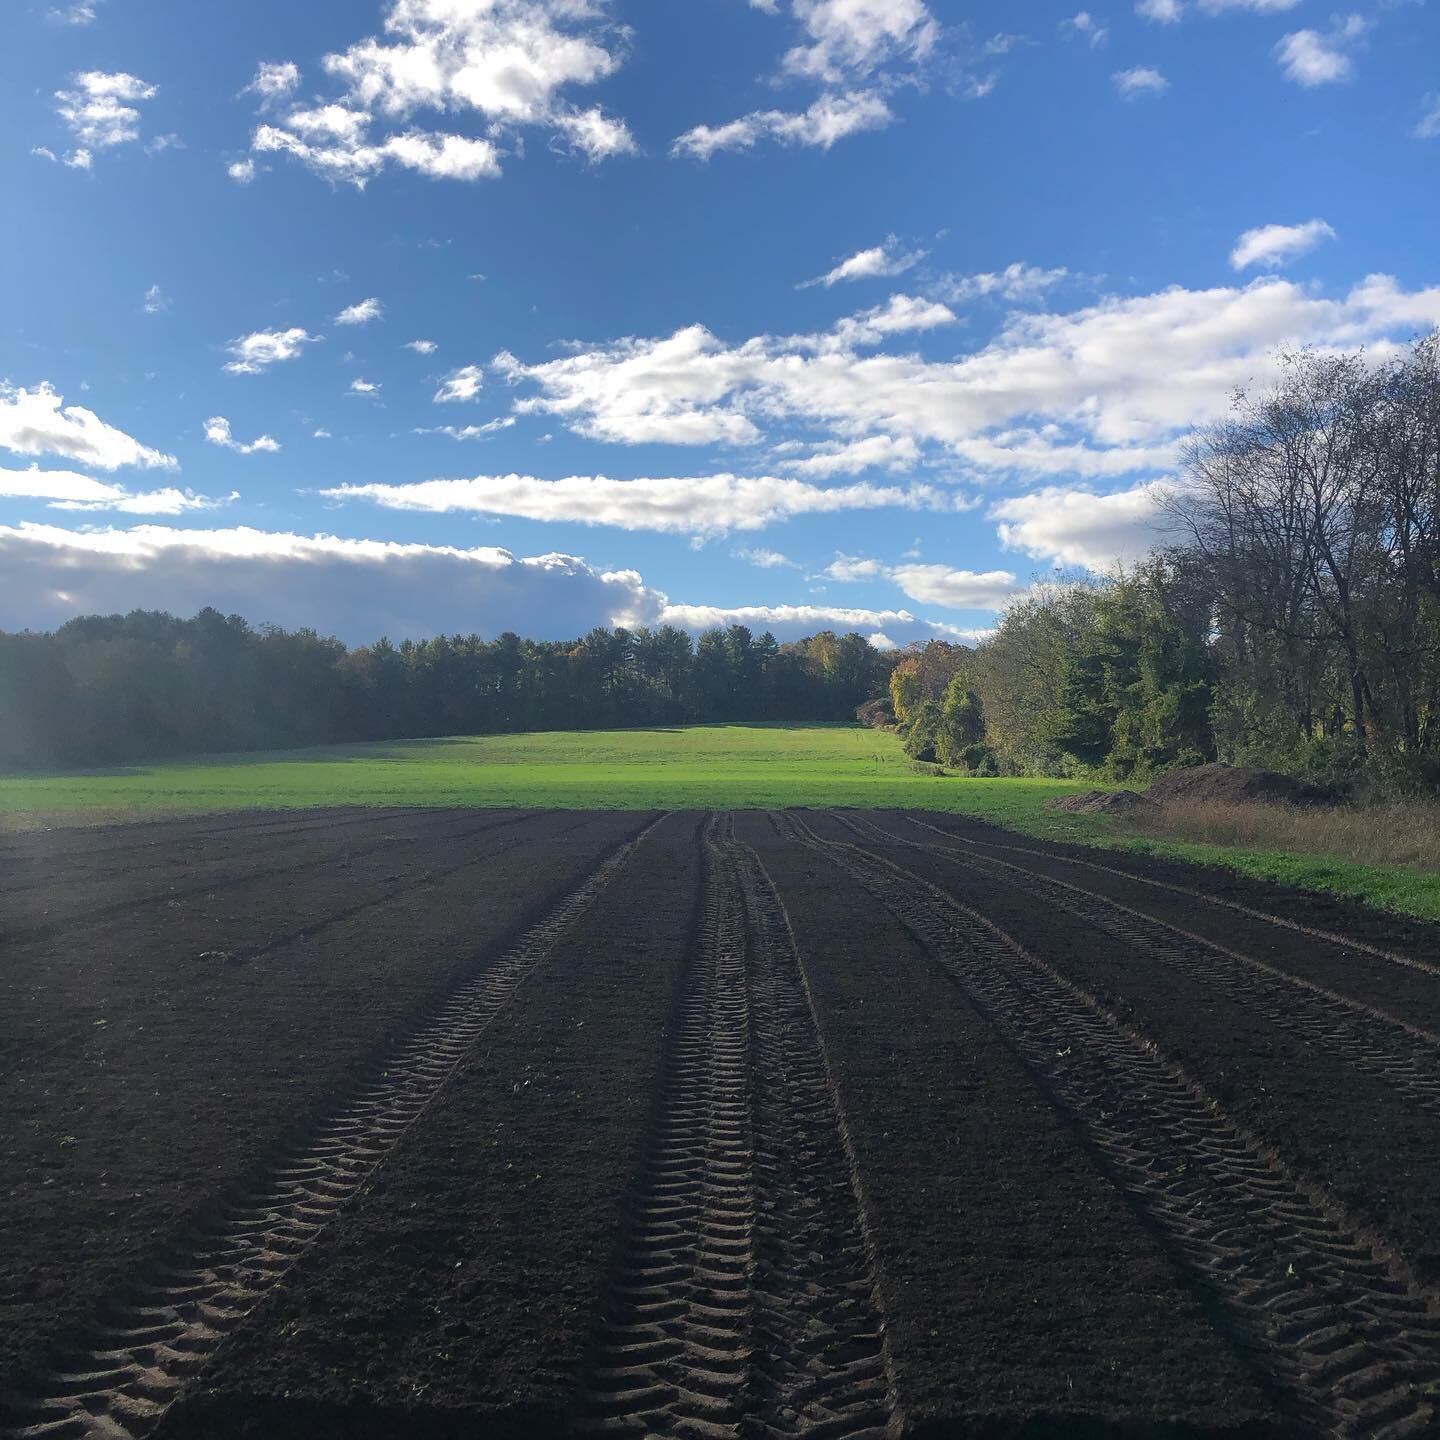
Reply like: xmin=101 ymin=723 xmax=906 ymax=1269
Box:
xmin=2 ymin=808 xmax=1438 ymax=1440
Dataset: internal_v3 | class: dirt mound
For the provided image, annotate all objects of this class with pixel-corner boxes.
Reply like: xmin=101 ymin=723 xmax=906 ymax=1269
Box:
xmin=1148 ymin=763 xmax=1335 ymax=808
xmin=1046 ymin=789 xmax=1158 ymax=816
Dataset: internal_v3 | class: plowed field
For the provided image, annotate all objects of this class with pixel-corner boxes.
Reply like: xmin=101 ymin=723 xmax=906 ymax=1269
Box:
xmin=3 ymin=808 xmax=1438 ymax=1439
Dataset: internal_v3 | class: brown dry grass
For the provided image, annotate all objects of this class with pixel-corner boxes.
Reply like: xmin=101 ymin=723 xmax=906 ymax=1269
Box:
xmin=1126 ymin=797 xmax=1440 ymax=873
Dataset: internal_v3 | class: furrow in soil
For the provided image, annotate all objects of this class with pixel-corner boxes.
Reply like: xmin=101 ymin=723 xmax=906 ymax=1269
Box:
xmin=831 ymin=811 xmax=1440 ymax=1120
xmin=780 ymin=813 xmax=1440 ymax=1440
xmin=4 ymin=818 xmax=665 ymax=1440
xmin=905 ymin=814 xmax=1440 ymax=982
xmin=579 ymin=814 xmax=894 ymax=1440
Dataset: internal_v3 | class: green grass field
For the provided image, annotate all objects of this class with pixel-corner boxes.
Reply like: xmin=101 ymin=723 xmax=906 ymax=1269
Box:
xmin=4 ymin=722 xmax=1437 ymax=921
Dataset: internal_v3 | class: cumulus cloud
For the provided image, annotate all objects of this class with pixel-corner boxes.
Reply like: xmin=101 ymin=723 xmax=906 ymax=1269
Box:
xmin=335 ymin=296 xmax=384 ymax=325
xmin=820 ymin=553 xmax=883 ymax=581
xmin=243 ymin=61 xmax=301 ymax=107
xmin=224 ymin=327 xmax=320 ymax=374
xmin=319 ymin=471 xmax=962 ymax=534
xmin=735 ymin=547 xmax=800 ymax=569
xmin=782 ymin=0 xmax=938 ymax=83
xmin=1275 ymin=19 xmax=1366 ymax=87
xmin=434 ymin=364 xmax=484 ymax=403
xmin=246 ymin=0 xmax=634 ymax=187
xmin=203 ymin=416 xmax=280 ymax=454
xmin=672 ymin=91 xmax=893 ymax=159
xmin=802 ymin=238 xmax=925 ymax=288
xmin=991 ymin=480 xmax=1176 ymax=569
xmin=143 ymin=284 xmax=169 ymax=314
xmin=939 ymin=262 xmax=1070 ymax=304
xmin=55 ymin=70 xmax=156 ymax=150
xmin=1114 ymin=66 xmax=1169 ymax=97
xmin=0 ymin=465 xmax=231 ymax=515
xmin=1136 ymin=0 xmax=1183 ymax=22
xmin=0 ymin=382 xmax=176 ymax=470
xmin=657 ymin=599 xmax=962 ymax=644
xmin=251 ymin=121 xmax=502 ymax=187
xmin=1060 ymin=11 xmax=1108 ymax=46
xmin=0 ymin=523 xmax=665 ymax=644
xmin=1230 ymin=218 xmax=1336 ymax=270
xmin=349 ymin=377 xmax=381 ymax=395
xmin=228 ymin=158 xmax=257 ymax=183
xmin=490 ymin=273 xmax=1440 ymax=483
xmin=405 ymin=339 xmax=438 ymax=354
xmin=887 ymin=563 xmax=1022 ymax=610
xmin=777 ymin=434 xmax=920 ymax=475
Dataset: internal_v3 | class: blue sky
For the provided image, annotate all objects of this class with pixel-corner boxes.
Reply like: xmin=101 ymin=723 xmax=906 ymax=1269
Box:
xmin=4 ymin=0 xmax=1439 ymax=646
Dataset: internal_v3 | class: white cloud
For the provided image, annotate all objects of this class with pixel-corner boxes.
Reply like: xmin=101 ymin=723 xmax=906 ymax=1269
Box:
xmin=657 ymin=599 xmax=946 ymax=643
xmin=228 ymin=157 xmax=257 ymax=183
xmin=314 ymin=427 xmax=333 ymax=439
xmin=826 ymin=293 xmax=956 ymax=347
xmin=203 ymin=416 xmax=280 ymax=454
xmin=0 ymin=382 xmax=176 ymax=470
xmin=415 ymin=418 xmax=516 ymax=439
xmin=64 ymin=147 xmax=93 ymax=170
xmin=940 ymin=262 xmax=1069 ymax=304
xmin=551 ymin=106 xmax=638 ymax=161
xmin=777 ymin=434 xmax=919 ymax=475
xmin=243 ymin=61 xmax=301 ymax=107
xmin=433 ymin=364 xmax=485 ymax=403
xmin=782 ymin=0 xmax=938 ymax=83
xmin=1200 ymin=0 xmax=1300 ymax=11
xmin=1413 ymin=93 xmax=1440 ymax=140
xmin=405 ymin=339 xmax=439 ymax=354
xmin=224 ymin=327 xmax=320 ymax=374
xmin=249 ymin=0 xmax=634 ymax=187
xmin=736 ymin=547 xmax=799 ymax=569
xmin=251 ymin=122 xmax=502 ymax=187
xmin=1230 ymin=218 xmax=1336 ymax=271
xmin=991 ymin=480 xmax=1175 ymax=569
xmin=0 ymin=465 xmax=228 ymax=514
xmin=143 ymin=284 xmax=169 ymax=314
xmin=319 ymin=471 xmax=962 ymax=534
xmin=0 ymin=523 xmax=667 ymax=644
xmin=349 ymin=377 xmax=381 ymax=395
xmin=1136 ymin=0 xmax=1183 ymax=22
xmin=490 ymin=273 xmax=1440 ymax=484
xmin=48 ymin=2 xmax=102 ymax=25
xmin=1275 ymin=19 xmax=1366 ymax=87
xmin=335 ymin=296 xmax=385 ymax=325
xmin=803 ymin=238 xmax=925 ymax=288
xmin=1114 ymin=66 xmax=1169 ymax=97
xmin=820 ymin=553 xmax=883 ymax=581
xmin=55 ymin=71 xmax=156 ymax=156
xmin=672 ymin=90 xmax=893 ymax=159
xmin=888 ymin=563 xmax=1022 ymax=609
xmin=1060 ymin=11 xmax=1109 ymax=46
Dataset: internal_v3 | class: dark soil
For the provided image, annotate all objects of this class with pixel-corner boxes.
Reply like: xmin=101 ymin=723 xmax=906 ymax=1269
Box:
xmin=1046 ymin=788 xmax=1157 ymax=815
xmin=162 ymin=812 xmax=704 ymax=1439
xmin=0 ymin=809 xmax=652 ymax=1406
xmin=1145 ymin=764 xmax=1334 ymax=807
xmin=5 ymin=806 xmax=1439 ymax=1438
xmin=736 ymin=812 xmax=1284 ymax=1437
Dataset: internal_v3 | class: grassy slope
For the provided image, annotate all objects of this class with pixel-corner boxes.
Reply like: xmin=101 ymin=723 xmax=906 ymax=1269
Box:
xmin=4 ymin=722 xmax=1436 ymax=921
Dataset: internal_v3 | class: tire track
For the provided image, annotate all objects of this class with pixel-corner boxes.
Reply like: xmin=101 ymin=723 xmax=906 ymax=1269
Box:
xmin=903 ymin=814 xmax=1440 ymax=981
xmin=831 ymin=812 xmax=1440 ymax=1119
xmin=3 ymin=817 xmax=666 ymax=1440
xmin=781 ymin=813 xmax=1440 ymax=1440
xmin=579 ymin=815 xmax=894 ymax=1439
xmin=2 ymin=810 xmax=543 ymax=945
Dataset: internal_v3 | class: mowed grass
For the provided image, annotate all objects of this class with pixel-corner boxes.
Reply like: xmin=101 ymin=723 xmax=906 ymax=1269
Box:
xmin=3 ymin=722 xmax=1437 ymax=922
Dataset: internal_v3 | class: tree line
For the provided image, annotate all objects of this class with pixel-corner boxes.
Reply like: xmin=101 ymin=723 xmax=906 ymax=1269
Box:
xmin=890 ymin=334 xmax=1440 ymax=795
xmin=0 ymin=611 xmax=891 ymax=769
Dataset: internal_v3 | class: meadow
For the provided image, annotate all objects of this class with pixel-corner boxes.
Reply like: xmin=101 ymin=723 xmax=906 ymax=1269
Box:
xmin=3 ymin=721 xmax=1437 ymax=920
